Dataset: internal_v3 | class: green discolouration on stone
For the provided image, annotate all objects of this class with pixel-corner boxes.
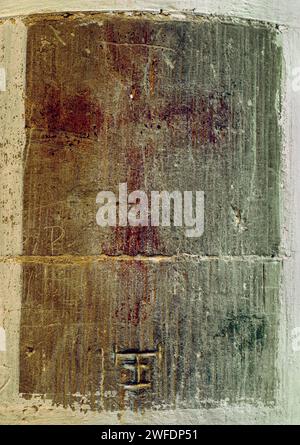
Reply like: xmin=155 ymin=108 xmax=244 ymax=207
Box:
xmin=216 ymin=311 xmax=268 ymax=352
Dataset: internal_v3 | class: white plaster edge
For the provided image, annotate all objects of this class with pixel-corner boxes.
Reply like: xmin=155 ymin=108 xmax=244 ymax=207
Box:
xmin=0 ymin=1 xmax=300 ymax=28
xmin=0 ymin=18 xmax=26 ymax=402
xmin=0 ymin=327 xmax=6 ymax=352
xmin=280 ymin=26 xmax=300 ymax=424
xmin=0 ymin=400 xmax=287 ymax=425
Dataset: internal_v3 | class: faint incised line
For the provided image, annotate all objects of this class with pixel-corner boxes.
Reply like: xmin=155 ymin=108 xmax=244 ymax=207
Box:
xmin=44 ymin=226 xmax=65 ymax=255
xmin=49 ymin=25 xmax=67 ymax=46
xmin=0 ymin=366 xmax=10 ymax=394
xmin=99 ymin=40 xmax=176 ymax=53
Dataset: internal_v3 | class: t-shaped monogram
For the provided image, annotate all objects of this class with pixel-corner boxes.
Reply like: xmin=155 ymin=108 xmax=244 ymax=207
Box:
xmin=114 ymin=345 xmax=162 ymax=390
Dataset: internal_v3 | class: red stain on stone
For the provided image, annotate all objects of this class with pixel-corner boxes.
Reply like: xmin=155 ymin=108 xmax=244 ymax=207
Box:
xmin=110 ymin=91 xmax=231 ymax=147
xmin=104 ymin=144 xmax=163 ymax=255
xmin=149 ymin=58 xmax=158 ymax=96
xmin=33 ymin=85 xmax=104 ymax=136
xmin=115 ymin=300 xmax=147 ymax=326
xmin=111 ymin=226 xmax=161 ymax=256
xmin=114 ymin=261 xmax=153 ymax=326
xmin=159 ymin=93 xmax=231 ymax=145
xmin=103 ymin=21 xmax=152 ymax=82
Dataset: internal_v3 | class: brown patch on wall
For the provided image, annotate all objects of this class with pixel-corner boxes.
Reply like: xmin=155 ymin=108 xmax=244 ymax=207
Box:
xmin=32 ymin=85 xmax=104 ymax=137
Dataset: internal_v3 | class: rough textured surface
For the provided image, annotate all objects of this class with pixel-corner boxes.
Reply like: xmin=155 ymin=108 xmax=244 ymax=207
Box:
xmin=281 ymin=25 xmax=300 ymax=425
xmin=0 ymin=7 xmax=292 ymax=425
xmin=0 ymin=18 xmax=26 ymax=403
xmin=18 ymin=13 xmax=282 ymax=414
xmin=23 ymin=14 xmax=282 ymax=256
xmin=19 ymin=257 xmax=280 ymax=411
xmin=0 ymin=19 xmax=25 ymax=256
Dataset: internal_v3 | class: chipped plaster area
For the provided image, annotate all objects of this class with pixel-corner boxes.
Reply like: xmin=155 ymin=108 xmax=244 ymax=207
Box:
xmin=0 ymin=399 xmax=286 ymax=425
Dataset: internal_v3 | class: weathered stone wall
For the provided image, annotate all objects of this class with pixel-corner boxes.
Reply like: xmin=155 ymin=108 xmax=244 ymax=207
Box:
xmin=0 ymin=4 xmax=297 ymax=425
xmin=18 ymin=13 xmax=282 ymax=413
